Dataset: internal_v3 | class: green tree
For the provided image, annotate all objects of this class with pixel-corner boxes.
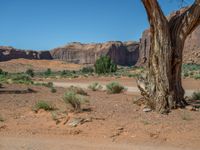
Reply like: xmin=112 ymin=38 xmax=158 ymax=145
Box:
xmin=95 ymin=55 xmax=117 ymax=74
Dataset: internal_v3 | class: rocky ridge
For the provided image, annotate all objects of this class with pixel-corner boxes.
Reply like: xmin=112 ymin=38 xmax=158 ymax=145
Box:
xmin=0 ymin=46 xmax=52 ymax=61
xmin=50 ymin=41 xmax=139 ymax=66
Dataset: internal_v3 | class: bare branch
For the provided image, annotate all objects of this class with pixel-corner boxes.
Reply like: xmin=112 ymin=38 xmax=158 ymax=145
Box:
xmin=141 ymin=0 xmax=168 ymax=30
xmin=170 ymin=0 xmax=200 ymax=40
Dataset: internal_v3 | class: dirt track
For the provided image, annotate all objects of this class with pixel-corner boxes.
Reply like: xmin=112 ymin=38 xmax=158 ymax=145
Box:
xmin=0 ymin=135 xmax=191 ymax=150
xmin=52 ymin=82 xmax=195 ymax=97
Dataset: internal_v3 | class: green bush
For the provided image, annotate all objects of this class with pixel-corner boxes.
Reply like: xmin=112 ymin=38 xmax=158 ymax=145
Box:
xmin=194 ymin=74 xmax=200 ymax=80
xmin=63 ymin=91 xmax=81 ymax=112
xmin=11 ymin=74 xmax=33 ymax=84
xmin=0 ymin=69 xmax=3 ymax=74
xmin=26 ymin=69 xmax=34 ymax=77
xmin=192 ymin=91 xmax=200 ymax=100
xmin=183 ymin=72 xmax=189 ymax=78
xmin=95 ymin=55 xmax=117 ymax=74
xmin=0 ymin=69 xmax=8 ymax=76
xmin=34 ymin=82 xmax=53 ymax=88
xmin=46 ymin=82 xmax=53 ymax=88
xmin=81 ymin=66 xmax=94 ymax=74
xmin=61 ymin=70 xmax=73 ymax=76
xmin=88 ymin=82 xmax=102 ymax=91
xmin=50 ymin=87 xmax=57 ymax=93
xmin=33 ymin=101 xmax=55 ymax=112
xmin=44 ymin=68 xmax=52 ymax=76
xmin=106 ymin=82 xmax=125 ymax=94
xmin=67 ymin=86 xmax=87 ymax=96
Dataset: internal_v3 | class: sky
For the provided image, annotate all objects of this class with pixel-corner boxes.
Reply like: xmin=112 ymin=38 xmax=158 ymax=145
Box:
xmin=0 ymin=0 xmax=194 ymax=50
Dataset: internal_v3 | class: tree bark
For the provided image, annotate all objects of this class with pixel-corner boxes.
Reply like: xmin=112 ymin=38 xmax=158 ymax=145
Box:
xmin=138 ymin=0 xmax=200 ymax=113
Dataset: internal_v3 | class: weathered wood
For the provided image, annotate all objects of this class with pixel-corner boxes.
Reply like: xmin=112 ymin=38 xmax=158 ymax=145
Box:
xmin=138 ymin=0 xmax=200 ymax=113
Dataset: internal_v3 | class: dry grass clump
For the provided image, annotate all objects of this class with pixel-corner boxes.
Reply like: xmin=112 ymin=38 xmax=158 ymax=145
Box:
xmin=67 ymin=86 xmax=87 ymax=96
xmin=106 ymin=82 xmax=125 ymax=94
xmin=33 ymin=101 xmax=55 ymax=112
xmin=88 ymin=82 xmax=102 ymax=91
xmin=63 ymin=90 xmax=89 ymax=112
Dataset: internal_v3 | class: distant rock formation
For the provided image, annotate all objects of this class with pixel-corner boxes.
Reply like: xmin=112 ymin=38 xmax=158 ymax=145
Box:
xmin=183 ymin=27 xmax=200 ymax=64
xmin=0 ymin=46 xmax=52 ymax=62
xmin=50 ymin=41 xmax=139 ymax=66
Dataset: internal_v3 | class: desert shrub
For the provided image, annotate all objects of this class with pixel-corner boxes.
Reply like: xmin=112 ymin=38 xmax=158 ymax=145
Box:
xmin=0 ymin=115 xmax=4 ymax=122
xmin=191 ymin=91 xmax=200 ymax=100
xmin=63 ymin=91 xmax=81 ymax=112
xmin=182 ymin=64 xmax=200 ymax=71
xmin=81 ymin=66 xmax=94 ymax=74
xmin=183 ymin=72 xmax=189 ymax=78
xmin=44 ymin=68 xmax=52 ymax=76
xmin=88 ymin=82 xmax=102 ymax=91
xmin=34 ymin=82 xmax=53 ymax=88
xmin=0 ymin=69 xmax=8 ymax=76
xmin=11 ymin=74 xmax=33 ymax=84
xmin=46 ymin=82 xmax=53 ymax=88
xmin=0 ymin=69 xmax=3 ymax=74
xmin=50 ymin=87 xmax=57 ymax=93
xmin=61 ymin=70 xmax=73 ymax=76
xmin=106 ymin=82 xmax=125 ymax=94
xmin=194 ymin=74 xmax=200 ymax=80
xmin=67 ymin=86 xmax=87 ymax=95
xmin=33 ymin=101 xmax=55 ymax=112
xmin=128 ymin=73 xmax=139 ymax=78
xmin=95 ymin=55 xmax=117 ymax=74
xmin=26 ymin=69 xmax=34 ymax=77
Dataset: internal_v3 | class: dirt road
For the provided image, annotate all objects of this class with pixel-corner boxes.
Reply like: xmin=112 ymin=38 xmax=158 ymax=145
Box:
xmin=0 ymin=135 xmax=191 ymax=150
xmin=52 ymin=82 xmax=195 ymax=96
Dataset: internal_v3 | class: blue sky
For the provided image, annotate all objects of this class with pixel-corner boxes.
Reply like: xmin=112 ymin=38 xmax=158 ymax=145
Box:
xmin=0 ymin=0 xmax=194 ymax=50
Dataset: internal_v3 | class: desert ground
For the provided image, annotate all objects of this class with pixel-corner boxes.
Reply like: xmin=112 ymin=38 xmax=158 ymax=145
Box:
xmin=0 ymin=59 xmax=82 ymax=73
xmin=0 ymin=59 xmax=200 ymax=150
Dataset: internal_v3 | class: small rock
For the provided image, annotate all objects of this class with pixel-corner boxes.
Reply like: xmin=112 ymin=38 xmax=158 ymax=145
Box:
xmin=117 ymin=127 xmax=124 ymax=131
xmin=143 ymin=108 xmax=152 ymax=112
xmin=68 ymin=118 xmax=84 ymax=127
xmin=68 ymin=117 xmax=92 ymax=127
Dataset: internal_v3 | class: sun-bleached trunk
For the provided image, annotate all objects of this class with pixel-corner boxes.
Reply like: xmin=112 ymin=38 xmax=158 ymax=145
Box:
xmin=138 ymin=0 xmax=200 ymax=113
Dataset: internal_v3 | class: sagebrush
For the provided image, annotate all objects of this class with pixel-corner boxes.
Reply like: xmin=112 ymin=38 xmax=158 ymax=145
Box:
xmin=33 ymin=101 xmax=55 ymax=112
xmin=192 ymin=91 xmax=200 ymax=100
xmin=67 ymin=86 xmax=87 ymax=95
xmin=88 ymin=82 xmax=102 ymax=91
xmin=106 ymin=82 xmax=125 ymax=94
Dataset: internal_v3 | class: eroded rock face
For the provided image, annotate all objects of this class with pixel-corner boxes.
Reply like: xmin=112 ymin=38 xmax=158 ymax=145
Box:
xmin=183 ymin=27 xmax=200 ymax=64
xmin=0 ymin=46 xmax=52 ymax=62
xmin=51 ymin=41 xmax=139 ymax=66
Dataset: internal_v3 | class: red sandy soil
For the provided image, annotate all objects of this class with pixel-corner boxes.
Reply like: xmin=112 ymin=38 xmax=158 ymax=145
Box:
xmin=0 ymin=79 xmax=200 ymax=150
xmin=0 ymin=59 xmax=82 ymax=72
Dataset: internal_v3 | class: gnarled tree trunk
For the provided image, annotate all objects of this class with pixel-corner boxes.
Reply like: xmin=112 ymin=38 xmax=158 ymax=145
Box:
xmin=138 ymin=0 xmax=200 ymax=113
